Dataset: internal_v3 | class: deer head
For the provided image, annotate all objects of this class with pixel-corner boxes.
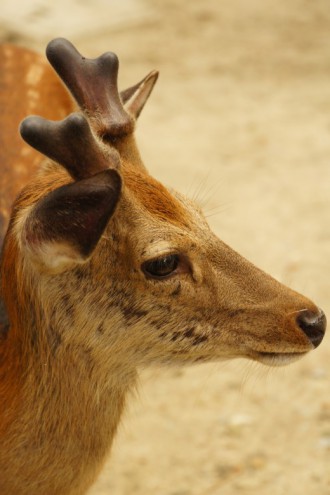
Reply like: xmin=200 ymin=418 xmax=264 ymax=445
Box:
xmin=2 ymin=38 xmax=326 ymax=378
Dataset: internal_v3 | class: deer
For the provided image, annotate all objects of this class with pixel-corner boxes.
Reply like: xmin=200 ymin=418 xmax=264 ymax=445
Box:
xmin=0 ymin=37 xmax=326 ymax=495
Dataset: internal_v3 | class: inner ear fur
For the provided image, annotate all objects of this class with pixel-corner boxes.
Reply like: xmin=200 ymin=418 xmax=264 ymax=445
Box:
xmin=22 ymin=169 xmax=122 ymax=272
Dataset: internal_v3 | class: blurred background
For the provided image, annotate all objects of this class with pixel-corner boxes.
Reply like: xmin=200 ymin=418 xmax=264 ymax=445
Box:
xmin=1 ymin=1 xmax=329 ymax=494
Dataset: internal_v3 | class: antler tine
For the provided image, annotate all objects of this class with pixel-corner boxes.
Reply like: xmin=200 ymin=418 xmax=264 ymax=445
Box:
xmin=20 ymin=113 xmax=120 ymax=180
xmin=121 ymin=70 xmax=159 ymax=118
xmin=46 ymin=38 xmax=134 ymax=139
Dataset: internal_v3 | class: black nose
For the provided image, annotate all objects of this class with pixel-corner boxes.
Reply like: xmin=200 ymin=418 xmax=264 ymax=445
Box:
xmin=296 ymin=309 xmax=327 ymax=348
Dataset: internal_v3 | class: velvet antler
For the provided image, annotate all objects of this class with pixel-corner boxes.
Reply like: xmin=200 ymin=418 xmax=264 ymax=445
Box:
xmin=46 ymin=38 xmax=158 ymax=140
xmin=20 ymin=113 xmax=120 ymax=180
xmin=19 ymin=37 xmax=158 ymax=197
xmin=121 ymin=70 xmax=159 ymax=118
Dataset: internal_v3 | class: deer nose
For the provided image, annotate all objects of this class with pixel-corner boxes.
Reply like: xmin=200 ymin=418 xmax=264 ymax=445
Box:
xmin=296 ymin=309 xmax=327 ymax=348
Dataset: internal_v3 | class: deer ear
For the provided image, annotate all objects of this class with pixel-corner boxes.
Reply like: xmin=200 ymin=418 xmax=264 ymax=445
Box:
xmin=121 ymin=70 xmax=159 ymax=119
xmin=23 ymin=169 xmax=121 ymax=272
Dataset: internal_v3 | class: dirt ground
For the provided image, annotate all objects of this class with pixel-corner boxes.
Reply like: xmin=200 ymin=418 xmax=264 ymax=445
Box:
xmin=1 ymin=0 xmax=330 ymax=494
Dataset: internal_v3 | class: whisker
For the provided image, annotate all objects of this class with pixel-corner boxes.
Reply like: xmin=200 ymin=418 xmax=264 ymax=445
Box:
xmin=204 ymin=203 xmax=232 ymax=219
xmin=196 ymin=177 xmax=226 ymax=209
xmin=287 ymin=308 xmax=309 ymax=317
xmin=186 ymin=166 xmax=225 ymax=207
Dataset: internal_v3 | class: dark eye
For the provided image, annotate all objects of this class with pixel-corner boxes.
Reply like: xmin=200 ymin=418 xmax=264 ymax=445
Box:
xmin=142 ymin=254 xmax=180 ymax=279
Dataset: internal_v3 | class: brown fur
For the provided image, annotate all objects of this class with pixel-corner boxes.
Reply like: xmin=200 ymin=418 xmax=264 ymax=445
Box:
xmin=0 ymin=44 xmax=73 ymax=247
xmin=123 ymin=163 xmax=189 ymax=227
xmin=0 ymin=40 xmax=326 ymax=495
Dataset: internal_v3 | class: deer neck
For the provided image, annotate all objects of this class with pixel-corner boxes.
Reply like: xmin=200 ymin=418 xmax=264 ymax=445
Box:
xmin=0 ymin=304 xmax=137 ymax=494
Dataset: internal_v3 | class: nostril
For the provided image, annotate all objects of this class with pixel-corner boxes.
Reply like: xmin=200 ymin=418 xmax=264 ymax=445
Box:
xmin=296 ymin=309 xmax=327 ymax=348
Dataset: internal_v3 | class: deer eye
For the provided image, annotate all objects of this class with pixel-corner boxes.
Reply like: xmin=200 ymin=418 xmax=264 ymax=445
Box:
xmin=142 ymin=254 xmax=180 ymax=279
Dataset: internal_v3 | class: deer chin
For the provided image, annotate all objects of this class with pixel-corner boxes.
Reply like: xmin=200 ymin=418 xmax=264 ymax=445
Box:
xmin=252 ymin=351 xmax=309 ymax=367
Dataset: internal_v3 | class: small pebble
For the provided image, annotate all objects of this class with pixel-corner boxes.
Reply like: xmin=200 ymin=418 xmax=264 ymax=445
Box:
xmin=317 ymin=436 xmax=330 ymax=450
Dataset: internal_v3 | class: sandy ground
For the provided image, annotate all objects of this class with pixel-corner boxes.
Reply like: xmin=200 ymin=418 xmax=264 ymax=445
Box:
xmin=1 ymin=0 xmax=330 ymax=494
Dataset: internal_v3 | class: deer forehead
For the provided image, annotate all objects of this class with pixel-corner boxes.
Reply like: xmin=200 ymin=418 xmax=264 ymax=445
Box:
xmin=121 ymin=168 xmax=212 ymax=251
xmin=130 ymin=173 xmax=212 ymax=260
xmin=123 ymin=167 xmax=190 ymax=228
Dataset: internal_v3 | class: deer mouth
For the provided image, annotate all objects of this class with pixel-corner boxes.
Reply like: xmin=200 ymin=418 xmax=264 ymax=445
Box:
xmin=253 ymin=351 xmax=309 ymax=367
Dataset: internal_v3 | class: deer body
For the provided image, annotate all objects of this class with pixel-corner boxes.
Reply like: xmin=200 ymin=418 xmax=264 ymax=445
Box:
xmin=0 ymin=39 xmax=326 ymax=495
xmin=0 ymin=44 xmax=73 ymax=242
